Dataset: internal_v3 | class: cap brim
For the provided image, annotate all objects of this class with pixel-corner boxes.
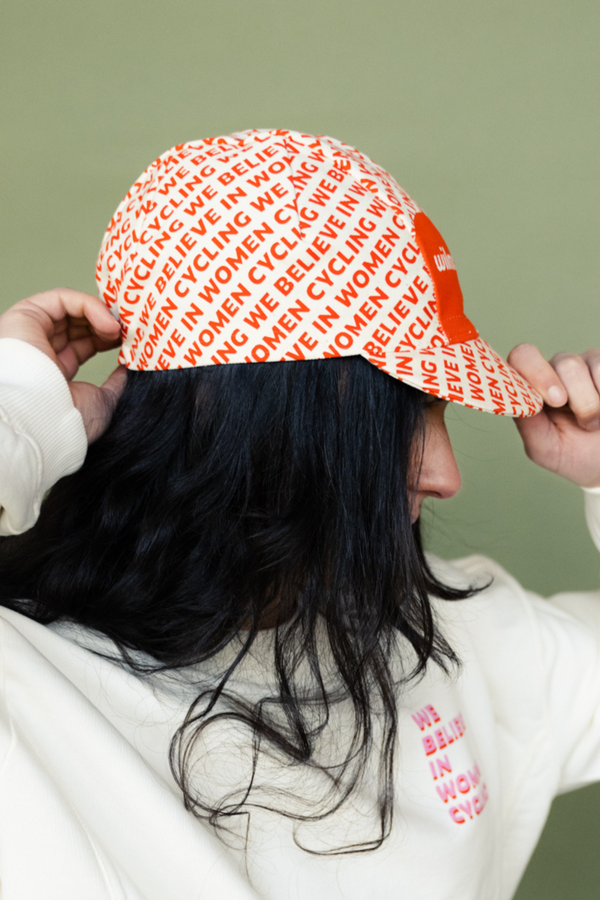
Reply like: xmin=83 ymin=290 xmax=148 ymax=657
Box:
xmin=362 ymin=337 xmax=543 ymax=417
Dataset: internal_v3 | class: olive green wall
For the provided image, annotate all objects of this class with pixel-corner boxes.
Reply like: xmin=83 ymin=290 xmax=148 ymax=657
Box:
xmin=2 ymin=1 xmax=599 ymax=895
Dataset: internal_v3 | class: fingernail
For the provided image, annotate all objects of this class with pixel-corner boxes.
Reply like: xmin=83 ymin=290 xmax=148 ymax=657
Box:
xmin=547 ymin=386 xmax=565 ymax=405
xmin=587 ymin=418 xmax=600 ymax=431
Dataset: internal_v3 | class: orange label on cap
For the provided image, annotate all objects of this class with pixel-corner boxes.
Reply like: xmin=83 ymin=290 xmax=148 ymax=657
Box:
xmin=412 ymin=212 xmax=478 ymax=345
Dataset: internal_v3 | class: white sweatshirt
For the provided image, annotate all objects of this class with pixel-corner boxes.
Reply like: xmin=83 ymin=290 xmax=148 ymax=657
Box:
xmin=0 ymin=336 xmax=599 ymax=900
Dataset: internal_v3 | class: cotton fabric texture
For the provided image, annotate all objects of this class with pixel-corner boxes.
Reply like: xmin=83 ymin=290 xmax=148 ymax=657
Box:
xmin=96 ymin=129 xmax=543 ymax=417
xmin=0 ymin=337 xmax=599 ymax=900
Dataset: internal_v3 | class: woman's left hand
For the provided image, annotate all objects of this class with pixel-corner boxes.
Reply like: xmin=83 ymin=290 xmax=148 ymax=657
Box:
xmin=508 ymin=344 xmax=600 ymax=488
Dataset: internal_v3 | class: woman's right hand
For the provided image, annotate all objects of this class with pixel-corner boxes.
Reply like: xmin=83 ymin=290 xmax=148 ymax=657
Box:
xmin=508 ymin=342 xmax=600 ymax=488
xmin=0 ymin=288 xmax=126 ymax=443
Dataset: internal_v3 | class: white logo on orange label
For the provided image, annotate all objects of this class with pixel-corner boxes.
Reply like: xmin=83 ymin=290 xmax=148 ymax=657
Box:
xmin=433 ymin=247 xmax=457 ymax=272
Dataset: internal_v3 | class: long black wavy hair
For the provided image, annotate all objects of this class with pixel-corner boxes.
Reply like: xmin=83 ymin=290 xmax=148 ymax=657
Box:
xmin=0 ymin=354 xmax=475 ymax=853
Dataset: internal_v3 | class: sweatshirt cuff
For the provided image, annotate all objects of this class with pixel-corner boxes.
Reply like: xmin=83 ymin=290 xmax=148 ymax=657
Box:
xmin=0 ymin=338 xmax=87 ymax=498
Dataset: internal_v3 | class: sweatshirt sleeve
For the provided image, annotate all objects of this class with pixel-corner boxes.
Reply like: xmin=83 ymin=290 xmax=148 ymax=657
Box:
xmin=525 ymin=487 xmax=600 ymax=793
xmin=0 ymin=338 xmax=88 ymax=536
xmin=583 ymin=484 xmax=600 ymax=551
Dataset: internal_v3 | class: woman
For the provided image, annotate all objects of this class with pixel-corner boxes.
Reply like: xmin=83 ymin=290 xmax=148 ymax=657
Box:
xmin=0 ymin=129 xmax=599 ymax=900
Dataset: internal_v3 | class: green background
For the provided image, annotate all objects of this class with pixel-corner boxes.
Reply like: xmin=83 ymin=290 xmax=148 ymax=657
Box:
xmin=1 ymin=0 xmax=599 ymax=895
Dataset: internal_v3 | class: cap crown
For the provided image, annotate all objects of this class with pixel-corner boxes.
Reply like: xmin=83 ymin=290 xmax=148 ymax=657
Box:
xmin=96 ymin=129 xmax=477 ymax=371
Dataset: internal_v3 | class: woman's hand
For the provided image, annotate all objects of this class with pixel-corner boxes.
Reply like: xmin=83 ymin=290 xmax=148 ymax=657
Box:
xmin=0 ymin=288 xmax=126 ymax=443
xmin=508 ymin=343 xmax=600 ymax=488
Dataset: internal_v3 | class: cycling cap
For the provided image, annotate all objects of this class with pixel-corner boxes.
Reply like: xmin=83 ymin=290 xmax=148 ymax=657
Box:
xmin=96 ymin=129 xmax=543 ymax=417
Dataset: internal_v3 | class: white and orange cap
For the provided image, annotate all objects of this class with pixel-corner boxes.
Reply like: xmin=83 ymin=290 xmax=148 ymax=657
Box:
xmin=96 ymin=129 xmax=542 ymax=417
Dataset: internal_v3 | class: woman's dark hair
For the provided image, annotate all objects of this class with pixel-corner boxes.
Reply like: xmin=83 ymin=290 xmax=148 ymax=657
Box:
xmin=0 ymin=355 xmax=475 ymax=853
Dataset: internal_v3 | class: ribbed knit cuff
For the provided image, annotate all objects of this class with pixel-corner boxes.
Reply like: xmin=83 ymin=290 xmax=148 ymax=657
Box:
xmin=0 ymin=338 xmax=87 ymax=497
